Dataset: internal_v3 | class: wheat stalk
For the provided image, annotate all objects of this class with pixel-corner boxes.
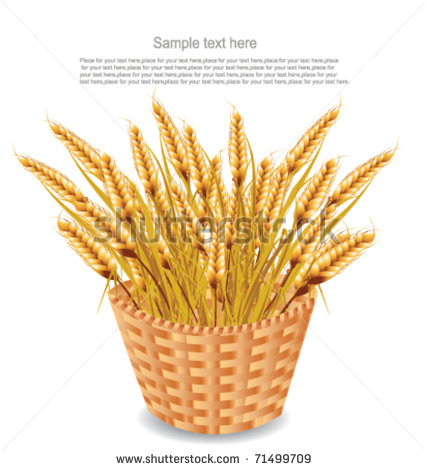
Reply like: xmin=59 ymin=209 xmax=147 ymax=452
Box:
xmin=209 ymin=153 xmax=228 ymax=218
xmin=262 ymin=162 xmax=289 ymax=234
xmin=329 ymin=149 xmax=395 ymax=206
xmin=206 ymin=230 xmax=226 ymax=288
xmin=170 ymin=181 xmax=198 ymax=231
xmin=99 ymin=152 xmax=140 ymax=217
xmin=183 ymin=123 xmax=209 ymax=196
xmin=48 ymin=120 xmax=103 ymax=180
xmin=309 ymin=230 xmax=375 ymax=282
xmin=225 ymin=184 xmax=238 ymax=249
xmin=57 ymin=218 xmax=117 ymax=279
xmin=129 ymin=122 xmax=157 ymax=195
xmin=170 ymin=181 xmax=186 ymax=215
xmin=254 ymin=156 xmax=273 ymax=216
xmin=126 ymin=257 xmax=146 ymax=290
xmin=156 ymin=237 xmax=171 ymax=269
xmin=170 ymin=181 xmax=206 ymax=251
xmin=152 ymin=99 xmax=190 ymax=182
xmin=128 ymin=122 xmax=169 ymax=215
xmin=286 ymin=106 xmax=340 ymax=174
xmin=295 ymin=158 xmax=339 ymax=224
xmin=228 ymin=109 xmax=248 ymax=185
xmin=225 ymin=109 xmax=249 ymax=248
xmin=17 ymin=154 xmax=86 ymax=203
xmin=294 ymin=230 xmax=375 ymax=290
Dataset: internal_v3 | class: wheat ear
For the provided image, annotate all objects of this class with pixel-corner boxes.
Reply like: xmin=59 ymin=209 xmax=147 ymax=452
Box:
xmin=170 ymin=181 xmax=203 ymax=248
xmin=329 ymin=149 xmax=395 ymax=206
xmin=263 ymin=162 xmax=289 ymax=232
xmin=291 ymin=212 xmax=331 ymax=265
xmin=152 ymin=99 xmax=190 ymax=182
xmin=254 ymin=156 xmax=273 ymax=216
xmin=294 ymin=230 xmax=375 ymax=289
xmin=295 ymin=158 xmax=339 ymax=224
xmin=127 ymin=257 xmax=146 ymax=290
xmin=128 ymin=122 xmax=169 ymax=214
xmin=225 ymin=185 xmax=238 ymax=249
xmin=57 ymin=218 xmax=117 ymax=279
xmin=208 ymin=153 xmax=228 ymax=219
xmin=16 ymin=154 xmax=135 ymax=253
xmin=292 ymin=149 xmax=394 ymax=265
xmin=99 ymin=152 xmax=140 ymax=217
xmin=206 ymin=230 xmax=226 ymax=288
xmin=309 ymin=230 xmax=375 ymax=283
xmin=225 ymin=109 xmax=248 ymax=248
xmin=183 ymin=123 xmax=209 ymax=196
xmin=48 ymin=120 xmax=103 ymax=180
xmin=286 ymin=105 xmax=340 ymax=174
xmin=157 ymin=237 xmax=171 ymax=269
xmin=228 ymin=109 xmax=249 ymax=185
xmin=17 ymin=154 xmax=87 ymax=204
xmin=170 ymin=181 xmax=198 ymax=226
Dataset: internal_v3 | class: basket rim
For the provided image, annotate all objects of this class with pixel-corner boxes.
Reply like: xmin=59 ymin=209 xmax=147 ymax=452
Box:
xmin=108 ymin=280 xmax=316 ymax=336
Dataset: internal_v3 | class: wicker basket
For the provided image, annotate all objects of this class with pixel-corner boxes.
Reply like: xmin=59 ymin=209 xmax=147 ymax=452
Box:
xmin=108 ymin=282 xmax=316 ymax=434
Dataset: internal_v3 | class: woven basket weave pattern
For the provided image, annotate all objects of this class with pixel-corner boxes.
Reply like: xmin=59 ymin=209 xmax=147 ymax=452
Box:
xmin=109 ymin=284 xmax=315 ymax=434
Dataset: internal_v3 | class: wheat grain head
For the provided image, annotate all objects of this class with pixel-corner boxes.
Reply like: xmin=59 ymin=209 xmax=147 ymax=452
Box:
xmin=183 ymin=123 xmax=209 ymax=196
xmin=329 ymin=149 xmax=395 ymax=206
xmin=57 ymin=218 xmax=117 ymax=279
xmin=152 ymin=99 xmax=190 ymax=182
xmin=286 ymin=105 xmax=340 ymax=174
xmin=228 ymin=109 xmax=248 ymax=185
xmin=254 ymin=156 xmax=273 ymax=216
xmin=206 ymin=230 xmax=226 ymax=288
xmin=48 ymin=120 xmax=103 ymax=180
xmin=295 ymin=158 xmax=339 ymax=224
xmin=264 ymin=161 xmax=289 ymax=231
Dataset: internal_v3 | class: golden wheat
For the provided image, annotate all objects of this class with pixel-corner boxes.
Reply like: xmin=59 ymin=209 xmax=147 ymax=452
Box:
xmin=152 ymin=99 xmax=190 ymax=182
xmin=16 ymin=154 xmax=136 ymax=253
xmin=57 ymin=218 xmax=117 ymax=279
xmin=206 ymin=230 xmax=226 ymax=288
xmin=295 ymin=158 xmax=339 ymax=224
xmin=129 ymin=122 xmax=158 ymax=195
xmin=157 ymin=237 xmax=171 ymax=269
xmin=292 ymin=149 xmax=394 ymax=265
xmin=170 ymin=181 xmax=204 ymax=249
xmin=17 ymin=154 xmax=86 ymax=203
xmin=329 ymin=149 xmax=395 ymax=206
xmin=209 ymin=153 xmax=228 ymax=216
xmin=264 ymin=162 xmax=289 ymax=231
xmin=294 ymin=230 xmax=374 ymax=290
xmin=291 ymin=214 xmax=332 ymax=265
xmin=225 ymin=184 xmax=238 ymax=249
xmin=228 ymin=109 xmax=249 ymax=185
xmin=183 ymin=123 xmax=209 ymax=196
xmin=99 ymin=152 xmax=140 ymax=217
xmin=309 ymin=230 xmax=375 ymax=283
xmin=128 ymin=122 xmax=169 ymax=215
xmin=18 ymin=100 xmax=395 ymax=327
xmin=286 ymin=106 xmax=340 ymax=174
xmin=127 ymin=257 xmax=146 ymax=290
xmin=255 ymin=156 xmax=273 ymax=216
xmin=48 ymin=120 xmax=103 ymax=180
xmin=225 ymin=109 xmax=249 ymax=248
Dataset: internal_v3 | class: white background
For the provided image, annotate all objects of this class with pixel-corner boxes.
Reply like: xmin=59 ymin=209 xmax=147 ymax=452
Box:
xmin=1 ymin=0 xmax=426 ymax=468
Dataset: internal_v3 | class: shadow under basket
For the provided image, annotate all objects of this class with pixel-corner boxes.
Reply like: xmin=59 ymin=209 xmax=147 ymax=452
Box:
xmin=108 ymin=282 xmax=316 ymax=434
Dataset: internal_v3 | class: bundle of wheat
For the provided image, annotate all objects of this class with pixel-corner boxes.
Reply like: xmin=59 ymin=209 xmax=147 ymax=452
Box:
xmin=17 ymin=99 xmax=395 ymax=326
